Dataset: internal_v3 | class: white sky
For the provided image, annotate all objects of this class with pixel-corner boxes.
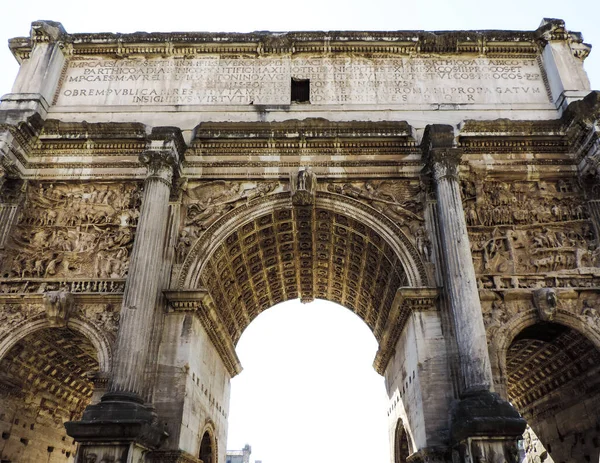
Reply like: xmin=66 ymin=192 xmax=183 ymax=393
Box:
xmin=1 ymin=2 xmax=599 ymax=463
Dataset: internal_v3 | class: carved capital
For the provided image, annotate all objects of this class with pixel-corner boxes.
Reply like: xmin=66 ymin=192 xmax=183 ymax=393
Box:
xmin=139 ymin=150 xmax=177 ymax=186
xmin=429 ymin=149 xmax=462 ymax=182
xmin=537 ymin=18 xmax=591 ymax=59
xmin=537 ymin=18 xmax=570 ymax=42
xmin=421 ymin=124 xmax=461 ymax=182
xmin=140 ymin=126 xmax=186 ymax=186
xmin=30 ymin=20 xmax=67 ymax=44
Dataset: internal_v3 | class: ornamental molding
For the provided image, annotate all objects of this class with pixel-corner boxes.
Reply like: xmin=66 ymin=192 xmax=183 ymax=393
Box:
xmin=10 ymin=27 xmax=556 ymax=60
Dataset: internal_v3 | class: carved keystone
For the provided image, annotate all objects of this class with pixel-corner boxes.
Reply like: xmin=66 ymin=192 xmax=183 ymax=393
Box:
xmin=43 ymin=287 xmax=75 ymax=326
xmin=532 ymin=288 xmax=558 ymax=322
xmin=290 ymin=167 xmax=317 ymax=205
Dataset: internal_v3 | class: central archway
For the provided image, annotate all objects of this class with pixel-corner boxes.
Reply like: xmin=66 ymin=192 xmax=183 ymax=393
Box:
xmin=227 ymin=299 xmax=390 ymax=463
xmin=171 ymin=189 xmax=433 ymax=463
xmin=179 ymin=192 xmax=429 ymax=366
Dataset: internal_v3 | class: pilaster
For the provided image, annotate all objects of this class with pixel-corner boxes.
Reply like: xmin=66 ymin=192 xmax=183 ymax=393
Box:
xmin=537 ymin=18 xmax=592 ymax=111
xmin=65 ymin=127 xmax=186 ymax=459
xmin=0 ymin=21 xmax=68 ymax=125
xmin=422 ymin=125 xmax=525 ymax=459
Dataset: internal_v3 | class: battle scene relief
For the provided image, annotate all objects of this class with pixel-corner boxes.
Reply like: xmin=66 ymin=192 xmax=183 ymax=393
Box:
xmin=0 ymin=181 xmax=142 ymax=285
xmin=463 ymin=177 xmax=599 ymax=290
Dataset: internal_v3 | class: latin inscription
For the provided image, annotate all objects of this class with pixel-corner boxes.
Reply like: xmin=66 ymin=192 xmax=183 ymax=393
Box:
xmin=55 ymin=56 xmax=549 ymax=107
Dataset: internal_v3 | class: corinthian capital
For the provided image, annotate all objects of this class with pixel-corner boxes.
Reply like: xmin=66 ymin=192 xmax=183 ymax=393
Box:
xmin=430 ymin=149 xmax=462 ymax=182
xmin=421 ymin=124 xmax=462 ymax=183
xmin=139 ymin=127 xmax=186 ymax=186
xmin=139 ymin=150 xmax=178 ymax=186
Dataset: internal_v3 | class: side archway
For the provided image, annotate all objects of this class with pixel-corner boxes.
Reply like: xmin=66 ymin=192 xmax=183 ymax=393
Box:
xmin=199 ymin=423 xmax=217 ymax=463
xmin=0 ymin=316 xmax=110 ymax=462
xmin=0 ymin=315 xmax=113 ymax=374
xmin=491 ymin=310 xmax=600 ymax=463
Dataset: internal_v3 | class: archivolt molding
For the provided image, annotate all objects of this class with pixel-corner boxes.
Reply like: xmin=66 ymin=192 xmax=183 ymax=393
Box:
xmin=0 ymin=313 xmax=113 ymax=373
xmin=178 ymin=192 xmax=291 ymax=290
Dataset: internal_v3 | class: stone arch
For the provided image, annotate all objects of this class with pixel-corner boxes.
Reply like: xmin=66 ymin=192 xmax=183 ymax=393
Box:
xmin=490 ymin=309 xmax=600 ymax=463
xmin=394 ymin=419 xmax=411 ymax=463
xmin=489 ymin=308 xmax=600 ymax=388
xmin=177 ymin=191 xmax=430 ymax=351
xmin=0 ymin=315 xmax=112 ymax=373
xmin=0 ymin=315 xmax=110 ymax=462
xmin=198 ymin=421 xmax=217 ymax=463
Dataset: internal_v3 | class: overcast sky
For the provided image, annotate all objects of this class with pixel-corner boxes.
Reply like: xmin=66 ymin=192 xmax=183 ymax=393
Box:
xmin=0 ymin=2 xmax=599 ymax=463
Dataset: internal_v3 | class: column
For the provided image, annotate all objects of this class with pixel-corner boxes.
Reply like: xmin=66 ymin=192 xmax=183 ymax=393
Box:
xmin=110 ymin=144 xmax=178 ymax=399
xmin=428 ymin=146 xmax=491 ymax=394
xmin=423 ymin=125 xmax=525 ymax=460
xmin=65 ymin=127 xmax=185 ymax=459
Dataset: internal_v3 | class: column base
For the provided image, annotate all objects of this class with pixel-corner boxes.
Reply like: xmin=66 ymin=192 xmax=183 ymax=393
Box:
xmin=450 ymin=390 xmax=526 ymax=443
xmin=454 ymin=437 xmax=522 ymax=463
xmin=65 ymin=392 xmax=168 ymax=450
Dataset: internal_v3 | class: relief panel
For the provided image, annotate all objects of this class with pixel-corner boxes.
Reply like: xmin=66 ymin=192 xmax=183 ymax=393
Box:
xmin=0 ymin=181 xmax=142 ymax=281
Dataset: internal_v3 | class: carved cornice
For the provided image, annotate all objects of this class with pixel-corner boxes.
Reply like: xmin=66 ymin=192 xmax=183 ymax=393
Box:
xmin=373 ymin=287 xmax=439 ymax=375
xmin=9 ymin=26 xmax=557 ymax=60
xmin=193 ymin=120 xmax=413 ymax=141
xmin=536 ymin=18 xmax=591 ymax=60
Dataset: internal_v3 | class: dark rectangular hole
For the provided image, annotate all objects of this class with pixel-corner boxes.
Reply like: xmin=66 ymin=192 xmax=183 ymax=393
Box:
xmin=291 ymin=78 xmax=310 ymax=103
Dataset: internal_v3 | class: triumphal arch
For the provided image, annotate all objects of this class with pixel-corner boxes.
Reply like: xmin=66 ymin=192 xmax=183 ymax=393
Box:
xmin=0 ymin=18 xmax=599 ymax=463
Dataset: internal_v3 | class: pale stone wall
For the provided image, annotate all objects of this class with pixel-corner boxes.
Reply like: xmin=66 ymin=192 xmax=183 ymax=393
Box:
xmin=155 ymin=311 xmax=231 ymax=462
xmin=385 ymin=310 xmax=453 ymax=460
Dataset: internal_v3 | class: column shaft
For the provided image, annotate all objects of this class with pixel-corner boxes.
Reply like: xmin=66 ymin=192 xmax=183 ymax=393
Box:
xmin=110 ymin=171 xmax=173 ymax=398
xmin=434 ymin=166 xmax=493 ymax=393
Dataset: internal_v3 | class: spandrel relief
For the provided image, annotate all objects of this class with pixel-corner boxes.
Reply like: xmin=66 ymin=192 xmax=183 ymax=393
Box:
xmin=325 ymin=180 xmax=427 ymax=255
xmin=326 ymin=180 xmax=424 ymax=225
xmin=465 ymin=179 xmax=598 ymax=287
xmin=177 ymin=180 xmax=283 ymax=263
xmin=0 ymin=181 xmax=141 ymax=280
xmin=0 ymin=303 xmax=44 ymax=336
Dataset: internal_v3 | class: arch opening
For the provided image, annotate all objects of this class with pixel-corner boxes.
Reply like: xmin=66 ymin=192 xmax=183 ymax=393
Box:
xmin=197 ymin=205 xmax=416 ymax=350
xmin=0 ymin=327 xmax=99 ymax=463
xmin=506 ymin=321 xmax=600 ymax=463
xmin=227 ymin=299 xmax=390 ymax=463
xmin=199 ymin=430 xmax=214 ymax=463
xmin=394 ymin=420 xmax=410 ymax=463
